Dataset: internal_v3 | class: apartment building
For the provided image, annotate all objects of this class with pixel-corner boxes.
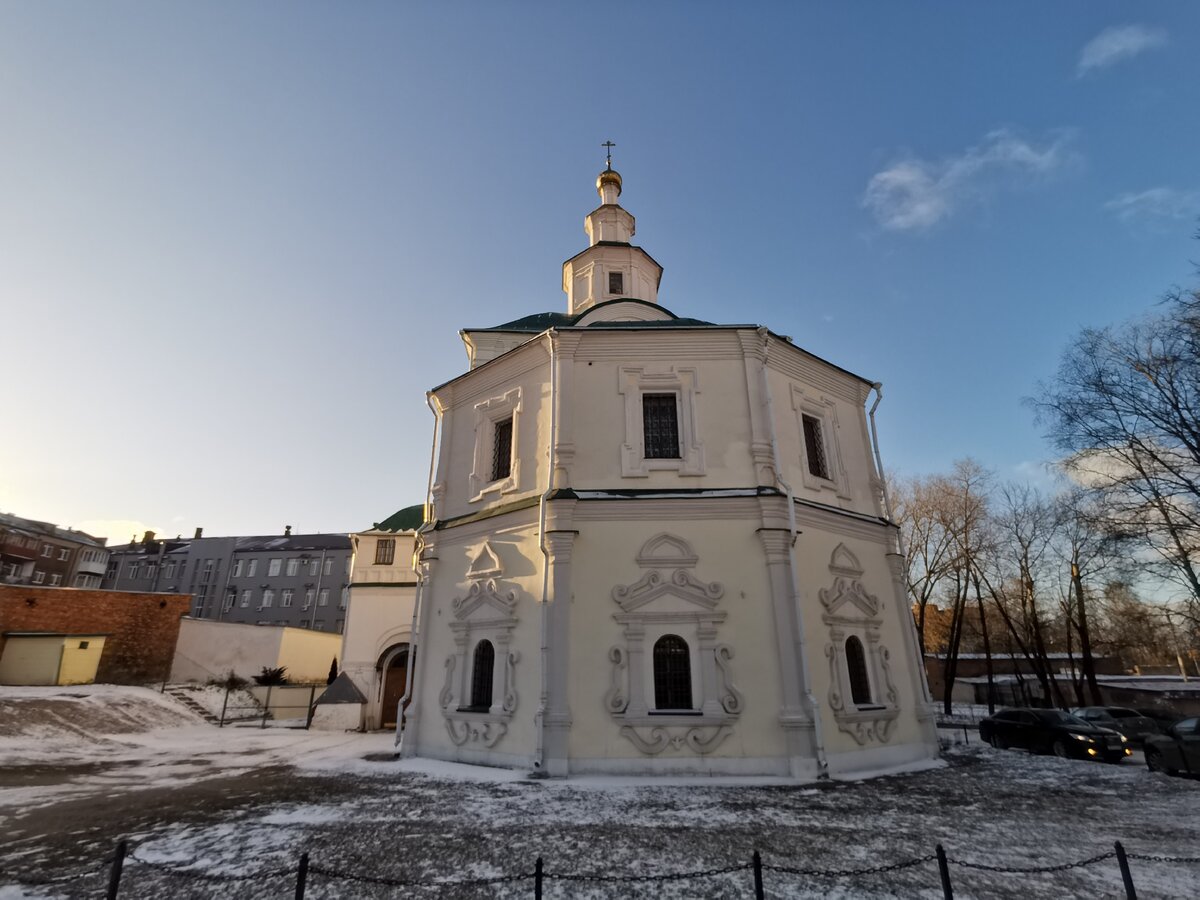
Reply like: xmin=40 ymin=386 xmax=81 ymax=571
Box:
xmin=102 ymin=528 xmax=352 ymax=632
xmin=0 ymin=512 xmax=109 ymax=589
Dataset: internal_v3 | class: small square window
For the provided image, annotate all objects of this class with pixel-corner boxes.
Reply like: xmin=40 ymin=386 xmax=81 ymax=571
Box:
xmin=642 ymin=393 xmax=680 ymax=459
xmin=79 ymin=641 xmax=89 ymax=649
xmin=492 ymin=417 xmax=513 ymax=481
xmin=608 ymin=271 xmax=624 ymax=295
xmin=802 ymin=414 xmax=830 ymax=480
xmin=375 ymin=538 xmax=396 ymax=566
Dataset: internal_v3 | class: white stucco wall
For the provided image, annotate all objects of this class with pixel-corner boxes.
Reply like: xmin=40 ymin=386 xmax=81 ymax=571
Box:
xmin=170 ymin=618 xmax=340 ymax=684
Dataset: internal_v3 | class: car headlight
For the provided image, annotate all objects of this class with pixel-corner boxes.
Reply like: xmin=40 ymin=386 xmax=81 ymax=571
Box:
xmin=1070 ymin=733 xmax=1094 ymax=742
xmin=1120 ymin=735 xmax=1128 ymax=743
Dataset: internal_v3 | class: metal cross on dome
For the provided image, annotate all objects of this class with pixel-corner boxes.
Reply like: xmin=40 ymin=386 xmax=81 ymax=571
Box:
xmin=601 ymin=140 xmax=616 ymax=168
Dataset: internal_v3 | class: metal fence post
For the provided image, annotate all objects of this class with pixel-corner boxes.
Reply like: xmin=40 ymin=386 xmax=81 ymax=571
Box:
xmin=1114 ymin=841 xmax=1137 ymax=900
xmin=534 ymin=856 xmax=543 ymax=900
xmin=306 ymin=685 xmax=316 ymax=729
xmin=295 ymin=851 xmax=309 ymax=900
xmin=936 ymin=843 xmax=954 ymax=899
xmin=106 ymin=839 xmax=127 ymax=900
xmin=219 ymin=684 xmax=230 ymax=728
xmin=262 ymin=685 xmax=273 ymax=729
xmin=752 ymin=850 xmax=764 ymax=900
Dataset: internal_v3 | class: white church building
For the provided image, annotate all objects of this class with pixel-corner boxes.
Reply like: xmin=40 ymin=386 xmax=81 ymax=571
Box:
xmin=400 ymin=157 xmax=938 ymax=778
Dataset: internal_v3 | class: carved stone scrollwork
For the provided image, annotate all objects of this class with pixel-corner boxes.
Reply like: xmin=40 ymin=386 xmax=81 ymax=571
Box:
xmin=880 ymin=646 xmax=899 ymax=707
xmin=825 ymin=644 xmax=843 ymax=713
xmin=821 ymin=543 xmax=901 ymax=746
xmin=503 ymin=651 xmax=520 ymax=713
xmin=605 ymin=646 xmax=628 ymax=713
xmin=714 ymin=644 xmax=744 ymax=715
xmin=618 ymin=724 xmax=732 ymax=756
xmin=439 ymin=656 xmax=456 ymax=709
xmin=446 ymin=717 xmax=508 ymax=748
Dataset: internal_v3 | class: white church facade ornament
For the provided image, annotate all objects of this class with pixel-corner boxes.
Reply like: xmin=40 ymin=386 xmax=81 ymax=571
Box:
xmin=819 ymin=544 xmax=901 ymax=745
xmin=604 ymin=534 xmax=741 ymax=755
xmin=399 ymin=153 xmax=938 ymax=779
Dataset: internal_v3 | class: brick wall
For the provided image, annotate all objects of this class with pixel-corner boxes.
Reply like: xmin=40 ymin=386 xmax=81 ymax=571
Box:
xmin=0 ymin=586 xmax=191 ymax=684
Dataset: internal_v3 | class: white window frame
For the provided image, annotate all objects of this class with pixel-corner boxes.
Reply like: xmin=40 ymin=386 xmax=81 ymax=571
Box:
xmin=286 ymin=558 xmax=299 ymax=576
xmin=309 ymin=559 xmax=320 ymax=577
xmin=281 ymin=589 xmax=293 ymax=607
xmin=57 ymin=548 xmax=70 ymax=561
xmin=262 ymin=589 xmax=275 ymax=608
xmin=790 ymin=385 xmax=850 ymax=499
xmin=323 ymin=558 xmax=332 ymax=576
xmin=240 ymin=590 xmax=252 ymax=608
xmin=32 ymin=571 xmax=46 ymax=584
xmin=303 ymin=589 xmax=314 ymax=609
xmin=232 ymin=560 xmax=243 ymax=577
xmin=618 ymin=366 xmax=705 ymax=477
xmin=469 ymin=387 xmax=522 ymax=501
xmin=268 ymin=558 xmax=281 ymax=577
xmin=247 ymin=559 xmax=258 ymax=577
xmin=41 ymin=545 xmax=52 ymax=558
xmin=49 ymin=573 xmax=62 ymax=586
xmin=318 ymin=588 xmax=329 ymax=606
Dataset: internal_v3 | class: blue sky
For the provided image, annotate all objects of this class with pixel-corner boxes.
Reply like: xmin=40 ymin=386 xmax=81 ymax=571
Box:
xmin=2 ymin=2 xmax=1197 ymax=543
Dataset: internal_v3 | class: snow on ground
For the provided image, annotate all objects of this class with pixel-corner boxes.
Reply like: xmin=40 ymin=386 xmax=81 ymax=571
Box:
xmin=2 ymin=685 xmax=1198 ymax=898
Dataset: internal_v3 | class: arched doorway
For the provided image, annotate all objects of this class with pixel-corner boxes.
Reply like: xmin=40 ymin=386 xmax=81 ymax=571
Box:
xmin=378 ymin=643 xmax=410 ymax=729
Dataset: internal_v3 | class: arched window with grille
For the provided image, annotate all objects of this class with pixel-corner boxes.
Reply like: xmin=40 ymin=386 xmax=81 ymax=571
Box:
xmin=652 ymin=634 xmax=694 ymax=711
xmin=845 ymin=635 xmax=872 ymax=706
xmin=470 ymin=640 xmax=495 ymax=710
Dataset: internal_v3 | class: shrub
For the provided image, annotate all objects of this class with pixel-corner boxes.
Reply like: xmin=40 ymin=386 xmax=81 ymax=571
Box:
xmin=253 ymin=666 xmax=290 ymax=686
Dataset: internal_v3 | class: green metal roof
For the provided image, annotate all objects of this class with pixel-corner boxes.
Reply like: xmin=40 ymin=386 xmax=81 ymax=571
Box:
xmin=372 ymin=504 xmax=425 ymax=533
xmin=467 ymin=299 xmax=713 ymax=333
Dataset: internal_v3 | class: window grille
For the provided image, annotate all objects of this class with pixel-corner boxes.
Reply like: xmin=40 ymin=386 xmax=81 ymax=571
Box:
xmin=492 ymin=417 xmax=513 ymax=481
xmin=470 ymin=640 xmax=495 ymax=710
xmin=642 ymin=393 xmax=680 ymax=459
xmin=375 ymin=538 xmax=396 ymax=565
xmin=802 ymin=414 xmax=830 ymax=479
xmin=652 ymin=634 xmax=693 ymax=710
xmin=846 ymin=635 xmax=872 ymax=706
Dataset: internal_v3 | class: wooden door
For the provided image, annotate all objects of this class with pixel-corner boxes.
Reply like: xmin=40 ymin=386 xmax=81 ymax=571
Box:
xmin=380 ymin=650 xmax=409 ymax=728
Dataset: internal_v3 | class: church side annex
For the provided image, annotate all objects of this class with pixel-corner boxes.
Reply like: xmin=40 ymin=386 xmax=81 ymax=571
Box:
xmin=400 ymin=151 xmax=938 ymax=779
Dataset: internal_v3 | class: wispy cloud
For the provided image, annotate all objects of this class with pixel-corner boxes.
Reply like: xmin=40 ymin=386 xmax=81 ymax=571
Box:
xmin=1104 ymin=187 xmax=1200 ymax=223
xmin=863 ymin=129 xmax=1075 ymax=232
xmin=1077 ymin=24 xmax=1167 ymax=76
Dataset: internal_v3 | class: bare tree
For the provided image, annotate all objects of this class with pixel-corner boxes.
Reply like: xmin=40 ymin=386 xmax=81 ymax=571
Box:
xmin=893 ymin=474 xmax=956 ymax=656
xmin=1032 ymin=281 xmax=1200 ymax=629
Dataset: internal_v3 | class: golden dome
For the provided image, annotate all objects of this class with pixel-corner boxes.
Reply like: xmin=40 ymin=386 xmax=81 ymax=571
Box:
xmin=596 ymin=166 xmax=623 ymax=198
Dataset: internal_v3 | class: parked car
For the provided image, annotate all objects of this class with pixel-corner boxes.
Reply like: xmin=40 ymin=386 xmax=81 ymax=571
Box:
xmin=1071 ymin=706 xmax=1162 ymax=745
xmin=979 ymin=708 xmax=1131 ymax=762
xmin=1133 ymin=707 xmax=1184 ymax=730
xmin=1143 ymin=716 xmax=1200 ymax=777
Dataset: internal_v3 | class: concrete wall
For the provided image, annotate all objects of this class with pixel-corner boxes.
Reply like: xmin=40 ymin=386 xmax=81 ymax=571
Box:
xmin=0 ymin=585 xmax=189 ymax=684
xmin=170 ymin=617 xmax=341 ymax=684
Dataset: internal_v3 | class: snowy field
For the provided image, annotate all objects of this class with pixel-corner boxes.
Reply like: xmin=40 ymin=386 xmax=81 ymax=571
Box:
xmin=1 ymin=686 xmax=1198 ymax=898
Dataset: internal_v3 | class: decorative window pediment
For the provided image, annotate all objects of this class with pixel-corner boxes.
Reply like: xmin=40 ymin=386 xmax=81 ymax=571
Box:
xmin=818 ymin=544 xmax=900 ymax=745
xmin=441 ymin=578 xmax=520 ymax=748
xmin=466 ymin=540 xmax=503 ymax=581
xmin=604 ymin=534 xmax=742 ymax=756
xmin=451 ymin=578 xmax=517 ymax=622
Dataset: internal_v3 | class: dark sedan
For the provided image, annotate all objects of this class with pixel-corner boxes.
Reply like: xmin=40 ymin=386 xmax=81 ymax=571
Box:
xmin=1144 ymin=716 xmax=1200 ymax=777
xmin=1072 ymin=706 xmax=1162 ymax=745
xmin=979 ymin=708 xmax=1132 ymax=762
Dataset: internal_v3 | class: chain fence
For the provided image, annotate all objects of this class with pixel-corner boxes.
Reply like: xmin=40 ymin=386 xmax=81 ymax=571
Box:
xmin=9 ymin=836 xmax=1199 ymax=898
